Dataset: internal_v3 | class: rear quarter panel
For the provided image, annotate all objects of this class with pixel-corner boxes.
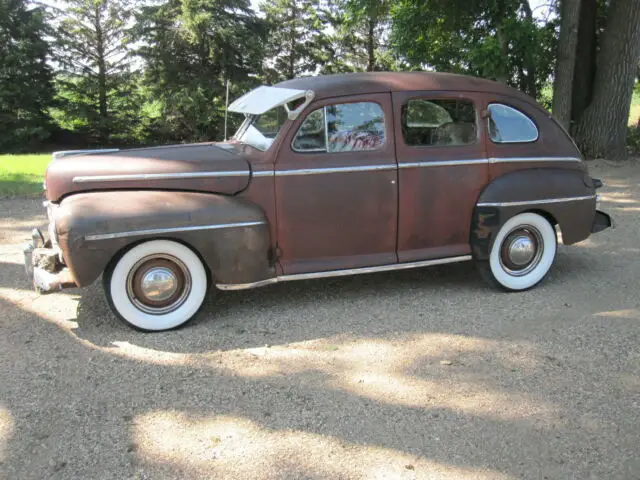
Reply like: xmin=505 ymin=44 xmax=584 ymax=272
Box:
xmin=470 ymin=94 xmax=596 ymax=259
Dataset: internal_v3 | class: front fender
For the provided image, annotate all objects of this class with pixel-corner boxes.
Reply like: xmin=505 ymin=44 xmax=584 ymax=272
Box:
xmin=56 ymin=190 xmax=274 ymax=286
xmin=470 ymin=168 xmax=597 ymax=260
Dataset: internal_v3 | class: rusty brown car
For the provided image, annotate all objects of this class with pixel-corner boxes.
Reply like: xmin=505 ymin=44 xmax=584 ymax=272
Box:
xmin=24 ymin=72 xmax=613 ymax=331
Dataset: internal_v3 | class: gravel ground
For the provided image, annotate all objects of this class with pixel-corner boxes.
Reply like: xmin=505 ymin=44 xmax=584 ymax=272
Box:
xmin=1 ymin=160 xmax=639 ymax=480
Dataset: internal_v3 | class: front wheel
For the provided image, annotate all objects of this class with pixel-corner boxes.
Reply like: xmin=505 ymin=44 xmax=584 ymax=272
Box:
xmin=478 ymin=212 xmax=557 ymax=291
xmin=104 ymin=240 xmax=208 ymax=331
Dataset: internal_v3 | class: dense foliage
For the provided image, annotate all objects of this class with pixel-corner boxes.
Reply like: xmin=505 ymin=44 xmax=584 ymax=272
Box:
xmin=0 ymin=0 xmax=638 ymax=157
xmin=0 ymin=0 xmax=54 ymax=152
xmin=135 ymin=0 xmax=265 ymax=143
xmin=391 ymin=0 xmax=556 ymax=98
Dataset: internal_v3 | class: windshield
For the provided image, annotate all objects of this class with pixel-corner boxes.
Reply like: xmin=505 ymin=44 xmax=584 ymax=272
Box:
xmin=234 ymin=106 xmax=288 ymax=151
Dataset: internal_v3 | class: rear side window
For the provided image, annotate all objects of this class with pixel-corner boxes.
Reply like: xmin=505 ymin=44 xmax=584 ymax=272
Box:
xmin=488 ymin=103 xmax=539 ymax=143
xmin=401 ymin=99 xmax=477 ymax=147
xmin=292 ymin=102 xmax=385 ymax=153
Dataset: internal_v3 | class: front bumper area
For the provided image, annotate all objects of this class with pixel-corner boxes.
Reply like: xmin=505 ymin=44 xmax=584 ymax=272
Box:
xmin=23 ymin=228 xmax=75 ymax=293
xmin=591 ymin=210 xmax=613 ymax=233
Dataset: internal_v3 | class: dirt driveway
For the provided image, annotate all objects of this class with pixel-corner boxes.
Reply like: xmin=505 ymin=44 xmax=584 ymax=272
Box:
xmin=1 ymin=160 xmax=639 ymax=479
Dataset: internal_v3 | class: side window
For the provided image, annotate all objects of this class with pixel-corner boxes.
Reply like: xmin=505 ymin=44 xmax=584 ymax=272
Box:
xmin=488 ymin=103 xmax=538 ymax=143
xmin=292 ymin=108 xmax=326 ymax=152
xmin=292 ymin=102 xmax=385 ymax=153
xmin=401 ymin=99 xmax=477 ymax=147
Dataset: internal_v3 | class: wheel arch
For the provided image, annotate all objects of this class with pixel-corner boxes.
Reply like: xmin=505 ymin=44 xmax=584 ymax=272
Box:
xmin=56 ymin=190 xmax=276 ymax=287
xmin=470 ymin=168 xmax=596 ymax=260
xmin=104 ymin=235 xmax=214 ymax=288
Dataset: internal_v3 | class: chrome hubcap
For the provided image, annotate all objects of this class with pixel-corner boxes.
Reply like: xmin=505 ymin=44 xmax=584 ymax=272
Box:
xmin=499 ymin=226 xmax=544 ymax=277
xmin=126 ymin=254 xmax=191 ymax=315
xmin=507 ymin=236 xmax=536 ymax=266
xmin=140 ymin=267 xmax=179 ymax=302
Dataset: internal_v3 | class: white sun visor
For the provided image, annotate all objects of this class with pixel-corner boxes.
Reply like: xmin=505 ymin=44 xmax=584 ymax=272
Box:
xmin=228 ymin=86 xmax=315 ymax=119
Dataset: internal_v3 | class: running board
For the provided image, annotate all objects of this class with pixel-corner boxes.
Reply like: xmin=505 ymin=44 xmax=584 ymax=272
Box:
xmin=216 ymin=255 xmax=472 ymax=291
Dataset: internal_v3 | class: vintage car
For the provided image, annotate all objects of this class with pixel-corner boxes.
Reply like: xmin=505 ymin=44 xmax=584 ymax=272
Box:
xmin=24 ymin=72 xmax=612 ymax=331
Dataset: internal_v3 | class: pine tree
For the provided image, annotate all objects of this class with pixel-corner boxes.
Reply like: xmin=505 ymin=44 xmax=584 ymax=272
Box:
xmin=0 ymin=0 xmax=55 ymax=152
xmin=261 ymin=0 xmax=330 ymax=81
xmin=135 ymin=0 xmax=266 ymax=143
xmin=340 ymin=0 xmax=392 ymax=72
xmin=53 ymin=0 xmax=136 ymax=144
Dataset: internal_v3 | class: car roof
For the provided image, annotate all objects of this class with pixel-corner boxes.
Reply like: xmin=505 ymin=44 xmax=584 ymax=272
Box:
xmin=276 ymin=71 xmax=534 ymax=103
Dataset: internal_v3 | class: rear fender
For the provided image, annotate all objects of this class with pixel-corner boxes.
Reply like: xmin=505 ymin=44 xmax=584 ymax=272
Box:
xmin=56 ymin=190 xmax=274 ymax=286
xmin=470 ymin=168 xmax=596 ymax=260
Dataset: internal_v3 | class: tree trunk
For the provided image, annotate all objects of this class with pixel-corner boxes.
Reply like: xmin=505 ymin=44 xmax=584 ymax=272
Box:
xmin=94 ymin=4 xmax=108 ymax=144
xmin=570 ymin=0 xmax=598 ymax=127
xmin=552 ymin=0 xmax=582 ymax=129
xmin=521 ymin=0 xmax=538 ymax=98
xmin=366 ymin=16 xmax=375 ymax=72
xmin=574 ymin=0 xmax=640 ymax=160
xmin=492 ymin=0 xmax=510 ymax=85
xmin=288 ymin=2 xmax=297 ymax=79
xmin=494 ymin=24 xmax=510 ymax=84
xmin=492 ymin=0 xmax=510 ymax=84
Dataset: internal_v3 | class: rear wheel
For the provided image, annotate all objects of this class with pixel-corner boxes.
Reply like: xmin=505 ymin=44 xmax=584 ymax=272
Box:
xmin=104 ymin=240 xmax=208 ymax=331
xmin=478 ymin=212 xmax=557 ymax=291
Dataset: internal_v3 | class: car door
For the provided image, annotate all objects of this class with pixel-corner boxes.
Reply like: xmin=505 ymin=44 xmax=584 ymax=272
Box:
xmin=274 ymin=93 xmax=398 ymax=275
xmin=392 ymin=91 xmax=489 ymax=262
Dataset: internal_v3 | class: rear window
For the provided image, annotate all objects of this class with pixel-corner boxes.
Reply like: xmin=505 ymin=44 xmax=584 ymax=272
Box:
xmin=488 ymin=104 xmax=539 ymax=143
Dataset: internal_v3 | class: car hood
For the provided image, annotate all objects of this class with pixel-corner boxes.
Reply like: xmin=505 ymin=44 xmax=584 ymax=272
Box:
xmin=45 ymin=143 xmax=251 ymax=202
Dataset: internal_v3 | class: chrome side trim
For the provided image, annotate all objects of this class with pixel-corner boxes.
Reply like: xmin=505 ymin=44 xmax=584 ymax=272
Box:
xmin=216 ymin=255 xmax=472 ymax=291
xmin=477 ymin=195 xmax=596 ymax=208
xmin=217 ymin=278 xmax=280 ymax=290
xmin=73 ymin=170 xmax=250 ymax=183
xmin=489 ymin=156 xmax=582 ymax=163
xmin=71 ymin=157 xmax=582 ymax=183
xmin=276 ymin=164 xmax=396 ymax=176
xmin=252 ymin=170 xmax=275 ymax=177
xmin=53 ymin=149 xmax=120 ymax=160
xmin=281 ymin=255 xmax=472 ymax=281
xmin=400 ymin=159 xmax=488 ymax=168
xmin=85 ymin=221 xmax=265 ymax=241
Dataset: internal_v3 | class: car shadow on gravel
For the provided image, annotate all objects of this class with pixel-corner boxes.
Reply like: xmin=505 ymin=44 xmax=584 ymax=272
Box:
xmin=68 ymin=245 xmax=617 ymax=357
xmin=71 ymin=261 xmax=487 ymax=352
xmin=3 ymin=292 xmax=637 ymax=479
xmin=0 ymin=261 xmax=33 ymax=290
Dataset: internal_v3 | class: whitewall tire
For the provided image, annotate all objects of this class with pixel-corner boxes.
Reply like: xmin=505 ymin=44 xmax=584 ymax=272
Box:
xmin=480 ymin=212 xmax=557 ymax=291
xmin=104 ymin=240 xmax=208 ymax=331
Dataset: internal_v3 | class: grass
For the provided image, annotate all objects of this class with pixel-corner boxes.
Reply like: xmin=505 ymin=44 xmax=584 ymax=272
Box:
xmin=0 ymin=154 xmax=50 ymax=197
xmin=629 ymin=87 xmax=640 ymax=127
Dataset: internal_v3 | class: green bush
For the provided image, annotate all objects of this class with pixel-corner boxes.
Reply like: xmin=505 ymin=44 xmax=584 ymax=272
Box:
xmin=628 ymin=124 xmax=640 ymax=154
